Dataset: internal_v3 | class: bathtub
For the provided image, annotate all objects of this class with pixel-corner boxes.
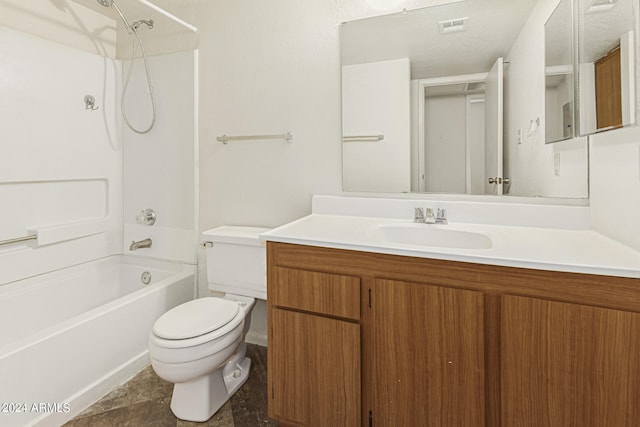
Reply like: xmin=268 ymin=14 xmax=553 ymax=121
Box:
xmin=0 ymin=255 xmax=195 ymax=427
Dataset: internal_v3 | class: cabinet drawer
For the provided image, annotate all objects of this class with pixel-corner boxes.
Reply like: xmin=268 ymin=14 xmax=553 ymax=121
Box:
xmin=270 ymin=266 xmax=360 ymax=320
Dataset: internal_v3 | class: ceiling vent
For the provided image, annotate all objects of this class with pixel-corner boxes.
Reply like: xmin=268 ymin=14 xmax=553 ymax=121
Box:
xmin=438 ymin=17 xmax=468 ymax=34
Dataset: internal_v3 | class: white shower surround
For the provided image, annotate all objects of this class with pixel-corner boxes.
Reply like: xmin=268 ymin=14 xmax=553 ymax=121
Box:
xmin=0 ymin=7 xmax=198 ymax=427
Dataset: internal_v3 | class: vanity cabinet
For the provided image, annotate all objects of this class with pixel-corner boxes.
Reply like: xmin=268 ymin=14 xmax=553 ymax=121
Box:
xmin=267 ymin=242 xmax=640 ymax=427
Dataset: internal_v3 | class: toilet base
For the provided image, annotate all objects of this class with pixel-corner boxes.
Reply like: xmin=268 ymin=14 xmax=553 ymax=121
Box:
xmin=170 ymin=355 xmax=252 ymax=422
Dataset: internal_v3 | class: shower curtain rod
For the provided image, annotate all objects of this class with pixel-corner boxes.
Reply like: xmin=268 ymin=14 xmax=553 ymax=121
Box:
xmin=135 ymin=0 xmax=198 ymax=33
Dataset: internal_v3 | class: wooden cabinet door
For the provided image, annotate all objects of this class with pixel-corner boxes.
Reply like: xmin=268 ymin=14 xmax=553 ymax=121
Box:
xmin=501 ymin=295 xmax=640 ymax=426
xmin=595 ymin=46 xmax=622 ymax=130
xmin=268 ymin=308 xmax=361 ymax=427
xmin=370 ymin=279 xmax=486 ymax=426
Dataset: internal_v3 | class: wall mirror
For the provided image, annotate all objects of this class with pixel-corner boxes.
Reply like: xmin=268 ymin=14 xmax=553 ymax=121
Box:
xmin=341 ymin=0 xmax=589 ymax=198
xmin=576 ymin=0 xmax=637 ymax=135
xmin=545 ymin=0 xmax=575 ymax=143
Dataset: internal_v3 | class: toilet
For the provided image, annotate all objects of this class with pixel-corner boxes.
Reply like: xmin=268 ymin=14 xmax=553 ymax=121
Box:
xmin=148 ymin=226 xmax=269 ymax=422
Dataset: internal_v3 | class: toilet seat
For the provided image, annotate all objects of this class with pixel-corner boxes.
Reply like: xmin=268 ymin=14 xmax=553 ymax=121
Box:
xmin=153 ymin=297 xmax=239 ymax=340
xmin=151 ymin=298 xmax=245 ymax=350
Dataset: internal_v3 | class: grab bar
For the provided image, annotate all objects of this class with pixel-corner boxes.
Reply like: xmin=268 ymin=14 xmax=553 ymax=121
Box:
xmin=217 ymin=132 xmax=293 ymax=144
xmin=0 ymin=233 xmax=37 ymax=247
xmin=342 ymin=135 xmax=384 ymax=142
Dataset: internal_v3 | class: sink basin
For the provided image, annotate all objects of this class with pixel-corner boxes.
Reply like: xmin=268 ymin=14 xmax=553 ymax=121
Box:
xmin=370 ymin=223 xmax=492 ymax=250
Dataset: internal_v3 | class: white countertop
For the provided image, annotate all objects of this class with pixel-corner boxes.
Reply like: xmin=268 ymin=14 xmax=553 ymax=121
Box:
xmin=261 ymin=214 xmax=640 ymax=279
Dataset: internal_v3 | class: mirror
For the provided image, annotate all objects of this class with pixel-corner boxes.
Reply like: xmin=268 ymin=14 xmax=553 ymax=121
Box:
xmin=341 ymin=1 xmax=589 ymax=198
xmin=545 ymin=0 xmax=575 ymax=143
xmin=577 ymin=0 xmax=637 ymax=135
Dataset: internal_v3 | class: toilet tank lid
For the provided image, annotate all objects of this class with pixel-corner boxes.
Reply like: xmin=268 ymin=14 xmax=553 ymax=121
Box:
xmin=202 ymin=226 xmax=271 ymax=247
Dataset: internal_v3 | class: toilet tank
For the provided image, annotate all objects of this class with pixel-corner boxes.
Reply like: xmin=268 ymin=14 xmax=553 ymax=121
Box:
xmin=202 ymin=226 xmax=270 ymax=300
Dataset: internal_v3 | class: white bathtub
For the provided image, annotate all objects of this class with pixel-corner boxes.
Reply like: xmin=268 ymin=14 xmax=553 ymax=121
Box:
xmin=0 ymin=255 xmax=195 ymax=427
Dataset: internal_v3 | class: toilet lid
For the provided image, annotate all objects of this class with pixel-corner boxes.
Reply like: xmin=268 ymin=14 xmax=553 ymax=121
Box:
xmin=152 ymin=297 xmax=240 ymax=340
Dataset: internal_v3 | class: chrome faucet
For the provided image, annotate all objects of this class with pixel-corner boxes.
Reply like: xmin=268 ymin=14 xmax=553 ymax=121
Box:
xmin=130 ymin=238 xmax=152 ymax=251
xmin=414 ymin=207 xmax=446 ymax=224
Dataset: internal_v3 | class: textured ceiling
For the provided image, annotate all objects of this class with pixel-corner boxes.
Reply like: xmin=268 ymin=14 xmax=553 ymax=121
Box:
xmin=341 ymin=0 xmax=637 ymax=80
xmin=341 ymin=0 xmax=539 ymax=79
xmin=579 ymin=0 xmax=636 ymax=63
xmin=72 ymin=0 xmax=635 ymax=74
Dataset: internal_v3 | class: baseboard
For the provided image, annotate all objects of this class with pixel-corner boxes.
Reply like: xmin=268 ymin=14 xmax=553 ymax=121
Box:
xmin=245 ymin=331 xmax=267 ymax=347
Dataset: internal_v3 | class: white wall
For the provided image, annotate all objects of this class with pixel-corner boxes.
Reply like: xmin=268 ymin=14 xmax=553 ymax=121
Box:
xmin=0 ymin=24 xmax=122 ymax=285
xmin=504 ymin=0 xmax=588 ymax=198
xmin=591 ymin=128 xmax=640 ymax=253
xmin=198 ymin=0 xmax=337 ymax=238
xmin=123 ymin=50 xmax=198 ymax=264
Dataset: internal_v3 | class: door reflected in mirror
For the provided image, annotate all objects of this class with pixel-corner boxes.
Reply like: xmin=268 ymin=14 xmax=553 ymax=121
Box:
xmin=415 ymin=59 xmax=504 ymax=195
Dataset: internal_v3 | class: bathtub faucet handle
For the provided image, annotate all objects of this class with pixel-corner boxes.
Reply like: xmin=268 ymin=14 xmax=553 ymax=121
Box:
xmin=136 ymin=208 xmax=156 ymax=226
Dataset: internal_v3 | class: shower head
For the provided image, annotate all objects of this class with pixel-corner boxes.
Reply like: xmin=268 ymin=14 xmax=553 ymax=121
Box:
xmin=97 ymin=0 xmax=132 ymax=34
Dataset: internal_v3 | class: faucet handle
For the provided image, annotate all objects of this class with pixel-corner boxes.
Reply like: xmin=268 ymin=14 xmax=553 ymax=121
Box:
xmin=436 ymin=208 xmax=448 ymax=224
xmin=136 ymin=208 xmax=156 ymax=226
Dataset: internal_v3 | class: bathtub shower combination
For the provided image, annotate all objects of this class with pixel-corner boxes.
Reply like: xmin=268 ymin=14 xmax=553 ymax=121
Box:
xmin=0 ymin=0 xmax=200 ymax=425
xmin=0 ymin=256 xmax=195 ymax=427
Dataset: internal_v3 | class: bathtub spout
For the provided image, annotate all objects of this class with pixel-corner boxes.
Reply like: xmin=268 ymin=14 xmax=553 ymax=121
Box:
xmin=130 ymin=238 xmax=152 ymax=251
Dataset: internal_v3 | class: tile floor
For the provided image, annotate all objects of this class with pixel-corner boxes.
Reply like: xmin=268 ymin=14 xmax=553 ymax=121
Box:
xmin=63 ymin=344 xmax=279 ymax=427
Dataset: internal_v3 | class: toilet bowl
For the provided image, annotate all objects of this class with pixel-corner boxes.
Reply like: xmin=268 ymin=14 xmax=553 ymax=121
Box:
xmin=148 ymin=226 xmax=269 ymax=422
